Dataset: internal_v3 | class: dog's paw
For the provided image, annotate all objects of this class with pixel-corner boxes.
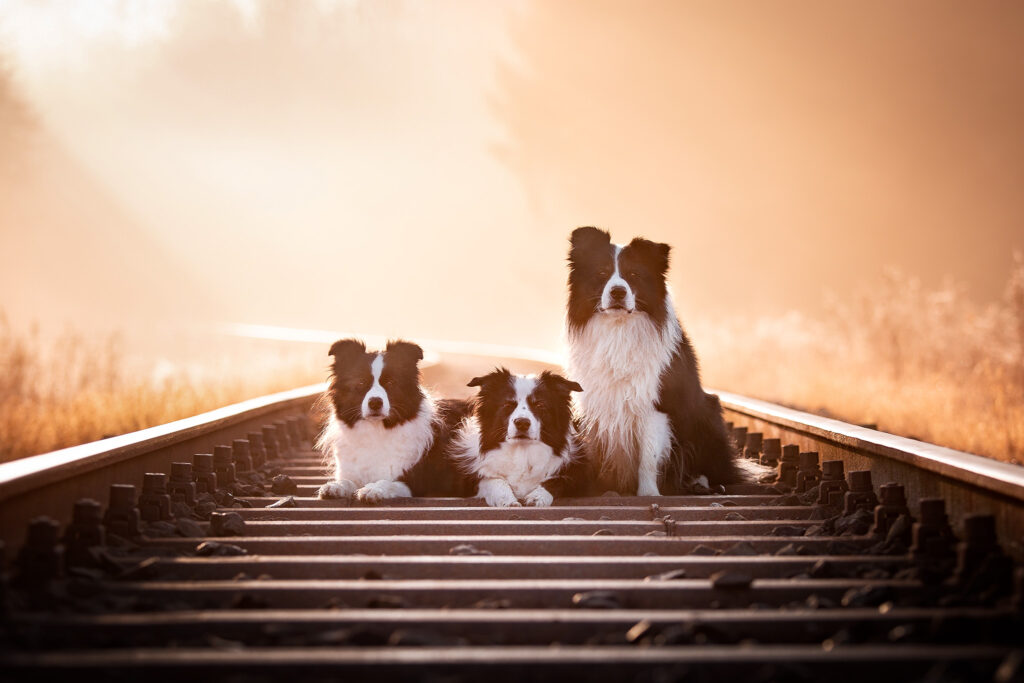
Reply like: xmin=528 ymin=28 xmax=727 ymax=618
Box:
xmin=479 ymin=479 xmax=520 ymax=508
xmin=318 ymin=479 xmax=357 ymax=499
xmin=355 ymin=480 xmax=411 ymax=504
xmin=523 ymin=486 xmax=553 ymax=507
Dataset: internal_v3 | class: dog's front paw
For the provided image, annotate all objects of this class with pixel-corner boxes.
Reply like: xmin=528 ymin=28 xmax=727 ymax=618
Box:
xmin=523 ymin=486 xmax=553 ymax=507
xmin=318 ymin=479 xmax=357 ymax=499
xmin=479 ymin=478 xmax=520 ymax=508
xmin=355 ymin=480 xmax=411 ymax=504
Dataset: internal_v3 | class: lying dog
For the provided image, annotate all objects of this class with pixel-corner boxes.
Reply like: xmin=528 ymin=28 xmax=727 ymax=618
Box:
xmin=451 ymin=368 xmax=585 ymax=507
xmin=565 ymin=226 xmax=760 ymax=495
xmin=316 ymin=338 xmax=474 ymax=502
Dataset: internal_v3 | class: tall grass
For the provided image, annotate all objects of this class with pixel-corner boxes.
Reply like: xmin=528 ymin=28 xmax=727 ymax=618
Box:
xmin=0 ymin=318 xmax=322 ymax=464
xmin=698 ymin=252 xmax=1024 ymax=465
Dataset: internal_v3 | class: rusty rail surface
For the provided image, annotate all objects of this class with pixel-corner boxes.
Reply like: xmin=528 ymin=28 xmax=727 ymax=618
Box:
xmin=1 ymin=363 xmax=1023 ymax=681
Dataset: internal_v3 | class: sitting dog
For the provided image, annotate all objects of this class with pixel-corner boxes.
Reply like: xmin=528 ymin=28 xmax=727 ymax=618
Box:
xmin=565 ymin=226 xmax=760 ymax=495
xmin=451 ymin=368 xmax=585 ymax=507
xmin=316 ymin=338 xmax=474 ymax=502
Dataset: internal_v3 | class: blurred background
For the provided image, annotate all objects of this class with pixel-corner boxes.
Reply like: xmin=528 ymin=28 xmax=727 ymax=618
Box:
xmin=1 ymin=0 xmax=1022 ymax=463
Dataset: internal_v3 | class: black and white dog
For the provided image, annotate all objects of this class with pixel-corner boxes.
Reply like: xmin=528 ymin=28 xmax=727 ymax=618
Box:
xmin=316 ymin=338 xmax=474 ymax=502
xmin=566 ymin=226 xmax=758 ymax=495
xmin=451 ymin=368 xmax=585 ymax=507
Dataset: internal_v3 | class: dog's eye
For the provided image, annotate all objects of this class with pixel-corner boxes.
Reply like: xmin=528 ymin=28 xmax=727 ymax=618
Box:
xmin=381 ymin=377 xmax=393 ymax=387
xmin=532 ymin=401 xmax=547 ymax=411
xmin=503 ymin=400 xmax=517 ymax=410
xmin=597 ymin=269 xmax=610 ymax=278
xmin=627 ymin=271 xmax=638 ymax=278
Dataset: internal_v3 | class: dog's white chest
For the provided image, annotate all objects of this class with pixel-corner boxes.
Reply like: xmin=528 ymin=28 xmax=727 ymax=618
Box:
xmin=570 ymin=313 xmax=675 ymax=424
xmin=321 ymin=407 xmax=434 ymax=486
xmin=477 ymin=442 xmax=564 ymax=499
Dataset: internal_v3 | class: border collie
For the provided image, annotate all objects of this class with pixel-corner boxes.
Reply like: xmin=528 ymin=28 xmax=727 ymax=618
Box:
xmin=565 ymin=226 xmax=758 ymax=495
xmin=316 ymin=338 xmax=474 ymax=502
xmin=451 ymin=368 xmax=585 ymax=507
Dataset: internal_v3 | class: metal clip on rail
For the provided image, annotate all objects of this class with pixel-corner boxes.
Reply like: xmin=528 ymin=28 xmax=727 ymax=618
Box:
xmin=63 ymin=499 xmax=105 ymax=570
xmin=743 ymin=432 xmax=762 ymax=461
xmin=795 ymin=452 xmax=821 ymax=493
xmin=103 ymin=484 xmax=141 ymax=540
xmin=169 ymin=462 xmax=197 ymax=506
xmin=760 ymin=438 xmax=781 ymax=468
xmin=777 ymin=445 xmax=799 ymax=489
xmin=843 ymin=470 xmax=878 ymax=515
xmin=192 ymin=453 xmax=218 ymax=494
xmin=139 ymin=473 xmax=172 ymax=522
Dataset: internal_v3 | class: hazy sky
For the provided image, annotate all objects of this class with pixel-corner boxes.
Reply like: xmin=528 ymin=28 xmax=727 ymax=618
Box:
xmin=1 ymin=0 xmax=1021 ymax=352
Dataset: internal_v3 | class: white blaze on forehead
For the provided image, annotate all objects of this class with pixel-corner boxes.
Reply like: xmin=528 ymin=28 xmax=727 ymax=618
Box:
xmin=507 ymin=374 xmax=541 ymax=440
xmin=600 ymin=243 xmax=636 ymax=312
xmin=361 ymin=353 xmax=390 ymax=418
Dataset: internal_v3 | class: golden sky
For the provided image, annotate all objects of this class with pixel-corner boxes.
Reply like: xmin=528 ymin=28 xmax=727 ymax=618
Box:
xmin=1 ymin=1 xmax=1021 ymax=352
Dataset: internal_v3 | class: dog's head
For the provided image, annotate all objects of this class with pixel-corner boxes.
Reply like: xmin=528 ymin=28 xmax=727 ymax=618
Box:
xmin=567 ymin=226 xmax=671 ymax=332
xmin=327 ymin=338 xmax=425 ymax=428
xmin=467 ymin=368 xmax=582 ymax=454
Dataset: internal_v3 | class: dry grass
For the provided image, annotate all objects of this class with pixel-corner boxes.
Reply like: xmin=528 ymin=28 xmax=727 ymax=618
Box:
xmin=698 ymin=252 xmax=1024 ymax=465
xmin=0 ymin=319 xmax=323 ymax=464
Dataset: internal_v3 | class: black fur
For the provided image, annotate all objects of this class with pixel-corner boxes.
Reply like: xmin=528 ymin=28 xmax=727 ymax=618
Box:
xmin=400 ymin=397 xmax=476 ymax=497
xmin=327 ymin=338 xmax=424 ymax=429
xmin=566 ymin=227 xmax=748 ymax=491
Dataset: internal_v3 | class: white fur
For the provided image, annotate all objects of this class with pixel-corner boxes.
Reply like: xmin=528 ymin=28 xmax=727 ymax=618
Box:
xmin=523 ymin=486 xmax=554 ymax=507
xmin=317 ymin=479 xmax=357 ymax=499
xmin=600 ymin=245 xmax=637 ymax=312
xmin=508 ymin=375 xmax=541 ymax=440
xmin=316 ymin=393 xmax=436 ymax=500
xmin=452 ymin=417 xmax=572 ymax=506
xmin=478 ymin=477 xmax=521 ymax=507
xmin=356 ymin=479 xmax=412 ymax=503
xmin=361 ymin=354 xmax=390 ymax=419
xmin=568 ymin=293 xmax=682 ymax=493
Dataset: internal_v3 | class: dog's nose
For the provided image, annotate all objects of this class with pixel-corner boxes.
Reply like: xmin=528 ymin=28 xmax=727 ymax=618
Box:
xmin=513 ymin=417 xmax=531 ymax=433
xmin=609 ymin=285 xmax=627 ymax=301
xmin=367 ymin=397 xmax=384 ymax=412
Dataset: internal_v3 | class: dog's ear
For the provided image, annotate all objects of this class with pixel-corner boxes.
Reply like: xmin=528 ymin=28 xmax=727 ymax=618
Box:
xmin=328 ymin=338 xmax=366 ymax=364
xmin=385 ymin=340 xmax=424 ymax=367
xmin=541 ymin=371 xmax=583 ymax=395
xmin=467 ymin=367 xmax=510 ymax=389
xmin=569 ymin=226 xmax=611 ymax=256
xmin=627 ymin=237 xmax=671 ymax=275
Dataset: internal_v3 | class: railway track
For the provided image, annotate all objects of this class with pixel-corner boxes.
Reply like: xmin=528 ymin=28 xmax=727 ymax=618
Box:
xmin=1 ymin=354 xmax=1023 ymax=682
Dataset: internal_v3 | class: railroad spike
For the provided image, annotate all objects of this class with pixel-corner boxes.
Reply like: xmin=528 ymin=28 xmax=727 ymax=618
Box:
xmin=213 ymin=445 xmax=236 ymax=486
xmin=843 ymin=470 xmax=878 ymax=515
xmin=795 ymin=452 xmax=821 ymax=493
xmin=139 ymin=473 xmax=173 ymax=522
xmin=869 ymin=483 xmax=910 ymax=540
xmin=286 ymin=417 xmax=305 ymax=449
xmin=817 ymin=460 xmax=849 ymax=507
xmin=103 ymin=484 xmax=142 ymax=540
xmin=232 ymin=439 xmax=253 ymax=474
xmin=273 ymin=420 xmax=295 ymax=455
xmin=14 ymin=517 xmax=63 ymax=590
xmin=246 ymin=432 xmax=267 ymax=469
xmin=760 ymin=438 xmax=781 ymax=468
xmin=777 ymin=445 xmax=799 ymax=489
xmin=953 ymin=514 xmax=1014 ymax=599
xmin=63 ymin=498 xmax=105 ymax=570
xmin=192 ymin=453 xmax=218 ymax=494
xmin=262 ymin=425 xmax=282 ymax=461
xmin=731 ymin=426 xmax=747 ymax=455
xmin=168 ymin=462 xmax=197 ymax=506
xmin=743 ymin=432 xmax=763 ymax=461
